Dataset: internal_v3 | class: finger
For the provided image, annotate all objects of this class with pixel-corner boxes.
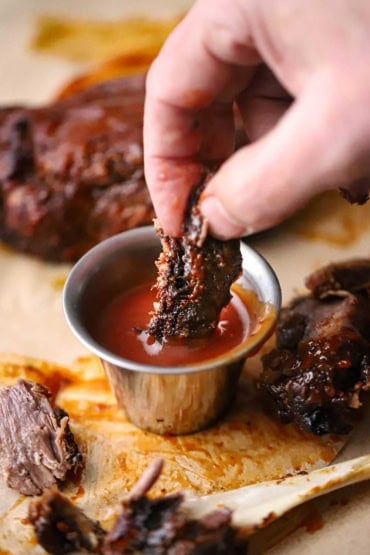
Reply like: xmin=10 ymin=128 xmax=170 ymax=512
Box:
xmin=199 ymin=101 xmax=235 ymax=160
xmin=238 ymin=66 xmax=292 ymax=140
xmin=144 ymin=0 xmax=260 ymax=236
xmin=241 ymin=95 xmax=290 ymax=142
xmin=200 ymin=73 xmax=370 ymax=239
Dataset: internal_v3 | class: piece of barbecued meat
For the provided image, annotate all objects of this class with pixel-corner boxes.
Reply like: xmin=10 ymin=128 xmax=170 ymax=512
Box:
xmin=104 ymin=499 xmax=243 ymax=555
xmin=260 ymin=259 xmax=370 ymax=435
xmin=0 ymin=379 xmax=82 ymax=495
xmin=0 ymin=75 xmax=154 ymax=261
xmin=305 ymin=258 xmax=370 ymax=298
xmin=29 ymin=460 xmax=246 ymax=555
xmin=148 ymin=176 xmax=242 ymax=342
xmin=103 ymin=459 xmax=246 ymax=555
xmin=29 ymin=489 xmax=105 ymax=555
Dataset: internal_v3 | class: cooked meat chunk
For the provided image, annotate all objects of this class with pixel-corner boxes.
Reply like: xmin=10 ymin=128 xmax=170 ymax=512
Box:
xmin=305 ymin=258 xmax=370 ymax=298
xmin=29 ymin=489 xmax=105 ymax=555
xmin=29 ymin=460 xmax=246 ymax=555
xmin=0 ymin=75 xmax=154 ymax=261
xmin=104 ymin=460 xmax=246 ymax=555
xmin=104 ymin=499 xmax=242 ymax=555
xmin=260 ymin=259 xmax=370 ymax=435
xmin=0 ymin=379 xmax=82 ymax=495
xmin=148 ymin=177 xmax=242 ymax=342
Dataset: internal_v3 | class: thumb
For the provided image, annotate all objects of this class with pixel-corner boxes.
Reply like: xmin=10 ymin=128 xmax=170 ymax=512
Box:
xmin=200 ymin=74 xmax=369 ymax=238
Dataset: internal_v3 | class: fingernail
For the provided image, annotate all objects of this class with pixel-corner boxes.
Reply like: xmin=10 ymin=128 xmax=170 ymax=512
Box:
xmin=200 ymin=196 xmax=247 ymax=239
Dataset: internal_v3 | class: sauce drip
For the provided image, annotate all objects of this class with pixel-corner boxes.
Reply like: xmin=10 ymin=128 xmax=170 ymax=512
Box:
xmin=92 ymin=283 xmax=249 ymax=366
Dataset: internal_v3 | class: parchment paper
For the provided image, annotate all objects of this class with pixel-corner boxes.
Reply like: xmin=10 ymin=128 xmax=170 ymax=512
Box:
xmin=0 ymin=0 xmax=369 ymax=553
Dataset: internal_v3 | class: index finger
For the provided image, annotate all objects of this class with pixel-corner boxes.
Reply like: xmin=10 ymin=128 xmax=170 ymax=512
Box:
xmin=143 ymin=0 xmax=260 ymax=236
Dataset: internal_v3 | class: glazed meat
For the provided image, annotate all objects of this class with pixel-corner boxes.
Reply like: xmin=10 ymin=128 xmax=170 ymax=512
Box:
xmin=103 ymin=460 xmax=245 ymax=555
xmin=29 ymin=460 xmax=246 ymax=555
xmin=148 ymin=177 xmax=242 ymax=342
xmin=0 ymin=75 xmax=153 ymax=261
xmin=0 ymin=380 xmax=82 ymax=495
xmin=104 ymin=498 xmax=240 ymax=555
xmin=260 ymin=259 xmax=370 ymax=435
xmin=305 ymin=259 xmax=370 ymax=298
xmin=29 ymin=489 xmax=105 ymax=555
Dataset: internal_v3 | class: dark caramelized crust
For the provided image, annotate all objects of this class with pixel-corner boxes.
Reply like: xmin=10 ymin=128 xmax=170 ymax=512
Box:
xmin=148 ymin=176 xmax=242 ymax=342
xmin=104 ymin=498 xmax=243 ymax=555
xmin=0 ymin=75 xmax=154 ymax=261
xmin=103 ymin=460 xmax=246 ymax=555
xmin=0 ymin=380 xmax=82 ymax=495
xmin=29 ymin=460 xmax=246 ymax=555
xmin=305 ymin=258 xmax=370 ymax=298
xmin=260 ymin=259 xmax=370 ymax=435
xmin=29 ymin=489 xmax=105 ymax=555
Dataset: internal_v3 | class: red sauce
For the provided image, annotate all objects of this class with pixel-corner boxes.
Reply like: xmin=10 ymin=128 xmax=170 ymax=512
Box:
xmin=92 ymin=283 xmax=249 ymax=367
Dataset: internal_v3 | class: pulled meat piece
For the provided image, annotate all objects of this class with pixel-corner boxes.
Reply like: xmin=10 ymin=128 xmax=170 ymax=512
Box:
xmin=29 ymin=460 xmax=246 ymax=555
xmin=0 ymin=75 xmax=154 ymax=261
xmin=0 ymin=380 xmax=82 ymax=495
xmin=260 ymin=259 xmax=370 ymax=435
xmin=148 ymin=177 xmax=242 ymax=342
xmin=104 ymin=499 xmax=241 ymax=555
xmin=29 ymin=489 xmax=105 ymax=555
xmin=305 ymin=259 xmax=370 ymax=298
xmin=104 ymin=459 xmax=246 ymax=555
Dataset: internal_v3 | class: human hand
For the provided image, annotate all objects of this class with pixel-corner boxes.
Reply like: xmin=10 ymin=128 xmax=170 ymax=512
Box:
xmin=144 ymin=0 xmax=370 ymax=239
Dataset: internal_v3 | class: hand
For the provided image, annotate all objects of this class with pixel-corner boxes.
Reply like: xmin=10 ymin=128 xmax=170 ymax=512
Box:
xmin=144 ymin=0 xmax=370 ymax=239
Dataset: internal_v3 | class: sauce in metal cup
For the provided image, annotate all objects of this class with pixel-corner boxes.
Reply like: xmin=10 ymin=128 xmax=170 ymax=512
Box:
xmin=63 ymin=226 xmax=281 ymax=435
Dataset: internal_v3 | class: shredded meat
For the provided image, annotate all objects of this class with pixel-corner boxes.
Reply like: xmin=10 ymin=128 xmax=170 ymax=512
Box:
xmin=29 ymin=460 xmax=246 ymax=555
xmin=103 ymin=459 xmax=245 ymax=555
xmin=0 ymin=379 xmax=82 ymax=495
xmin=148 ymin=175 xmax=242 ymax=342
xmin=260 ymin=259 xmax=370 ymax=435
xmin=305 ymin=259 xmax=370 ymax=298
xmin=29 ymin=488 xmax=105 ymax=555
xmin=0 ymin=75 xmax=153 ymax=261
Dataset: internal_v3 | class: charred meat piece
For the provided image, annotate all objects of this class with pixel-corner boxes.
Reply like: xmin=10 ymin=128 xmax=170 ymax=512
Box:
xmin=0 ymin=379 xmax=82 ymax=495
xmin=29 ymin=460 xmax=246 ymax=555
xmin=0 ymin=75 xmax=154 ymax=261
xmin=104 ymin=500 xmax=242 ymax=555
xmin=148 ymin=178 xmax=242 ymax=342
xmin=104 ymin=459 xmax=246 ymax=555
xmin=29 ymin=489 xmax=105 ymax=555
xmin=260 ymin=259 xmax=370 ymax=435
xmin=305 ymin=258 xmax=370 ymax=298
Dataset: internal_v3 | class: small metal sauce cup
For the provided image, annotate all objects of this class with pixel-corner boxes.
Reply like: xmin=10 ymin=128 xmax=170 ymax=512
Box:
xmin=63 ymin=226 xmax=281 ymax=435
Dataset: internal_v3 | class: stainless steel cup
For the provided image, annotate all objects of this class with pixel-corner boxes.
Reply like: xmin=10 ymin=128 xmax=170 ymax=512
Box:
xmin=63 ymin=226 xmax=281 ymax=435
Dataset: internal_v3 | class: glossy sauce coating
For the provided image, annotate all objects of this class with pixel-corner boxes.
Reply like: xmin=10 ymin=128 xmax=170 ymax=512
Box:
xmin=92 ymin=283 xmax=249 ymax=366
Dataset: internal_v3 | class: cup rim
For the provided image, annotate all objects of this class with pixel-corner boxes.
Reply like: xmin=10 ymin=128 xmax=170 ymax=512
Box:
xmin=63 ymin=226 xmax=281 ymax=375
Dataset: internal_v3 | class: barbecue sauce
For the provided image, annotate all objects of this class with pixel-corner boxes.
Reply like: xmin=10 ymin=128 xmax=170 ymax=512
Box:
xmin=92 ymin=282 xmax=251 ymax=367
